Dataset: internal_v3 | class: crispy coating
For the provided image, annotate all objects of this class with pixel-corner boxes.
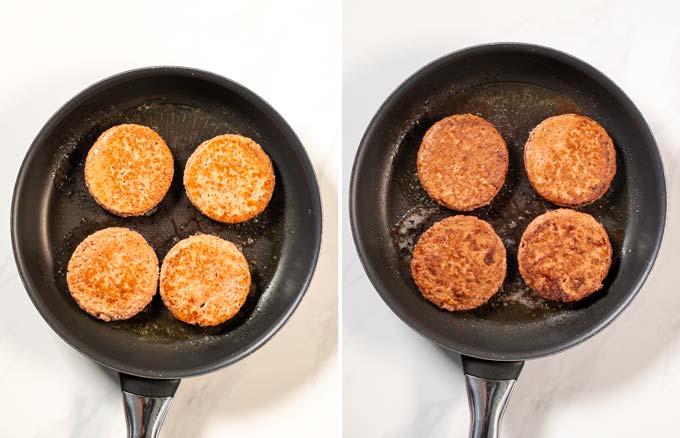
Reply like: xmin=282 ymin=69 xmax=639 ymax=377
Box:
xmin=524 ymin=114 xmax=616 ymax=207
xmin=85 ymin=124 xmax=174 ymax=216
xmin=417 ymin=114 xmax=508 ymax=211
xmin=160 ymin=234 xmax=251 ymax=326
xmin=410 ymin=216 xmax=506 ymax=311
xmin=66 ymin=227 xmax=158 ymax=321
xmin=518 ymin=209 xmax=612 ymax=302
xmin=184 ymin=134 xmax=275 ymax=223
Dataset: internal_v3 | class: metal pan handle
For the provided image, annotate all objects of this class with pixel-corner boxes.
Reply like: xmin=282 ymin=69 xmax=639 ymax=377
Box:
xmin=119 ymin=373 xmax=181 ymax=438
xmin=462 ymin=356 xmax=524 ymax=438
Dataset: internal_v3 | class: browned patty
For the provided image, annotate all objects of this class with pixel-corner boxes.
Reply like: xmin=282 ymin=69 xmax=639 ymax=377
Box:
xmin=85 ymin=124 xmax=174 ymax=216
xmin=417 ymin=114 xmax=508 ymax=211
xmin=524 ymin=114 xmax=616 ymax=207
xmin=184 ymin=134 xmax=275 ymax=223
xmin=160 ymin=234 xmax=251 ymax=326
xmin=410 ymin=216 xmax=506 ymax=310
xmin=518 ymin=209 xmax=612 ymax=302
xmin=66 ymin=227 xmax=159 ymax=321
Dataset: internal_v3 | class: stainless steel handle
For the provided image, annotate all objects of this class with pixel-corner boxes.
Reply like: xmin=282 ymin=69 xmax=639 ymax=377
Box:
xmin=122 ymin=392 xmax=174 ymax=438
xmin=465 ymin=375 xmax=516 ymax=438
xmin=118 ymin=373 xmax=180 ymax=438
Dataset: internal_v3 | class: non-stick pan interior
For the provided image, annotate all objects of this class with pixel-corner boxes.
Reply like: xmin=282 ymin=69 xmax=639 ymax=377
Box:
xmin=351 ymin=44 xmax=665 ymax=360
xmin=13 ymin=68 xmax=321 ymax=377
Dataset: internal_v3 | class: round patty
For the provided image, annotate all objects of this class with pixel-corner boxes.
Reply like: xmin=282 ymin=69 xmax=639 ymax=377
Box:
xmin=417 ymin=114 xmax=508 ymax=211
xmin=184 ymin=134 xmax=275 ymax=223
xmin=85 ymin=124 xmax=174 ymax=216
xmin=518 ymin=209 xmax=612 ymax=302
xmin=411 ymin=216 xmax=506 ymax=311
xmin=66 ymin=227 xmax=159 ymax=321
xmin=160 ymin=234 xmax=251 ymax=326
xmin=524 ymin=114 xmax=616 ymax=207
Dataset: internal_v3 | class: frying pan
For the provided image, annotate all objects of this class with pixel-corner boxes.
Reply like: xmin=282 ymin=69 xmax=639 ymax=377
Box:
xmin=350 ymin=43 xmax=666 ymax=437
xmin=11 ymin=67 xmax=322 ymax=437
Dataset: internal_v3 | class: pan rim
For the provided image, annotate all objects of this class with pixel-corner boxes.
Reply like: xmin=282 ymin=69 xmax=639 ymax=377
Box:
xmin=11 ymin=66 xmax=323 ymax=378
xmin=349 ymin=42 xmax=667 ymax=362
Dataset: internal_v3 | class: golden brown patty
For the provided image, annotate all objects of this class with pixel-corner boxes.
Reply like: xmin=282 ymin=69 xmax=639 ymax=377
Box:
xmin=524 ymin=114 xmax=616 ymax=207
xmin=411 ymin=216 xmax=506 ymax=311
xmin=184 ymin=134 xmax=275 ymax=223
xmin=160 ymin=234 xmax=251 ymax=326
xmin=518 ymin=209 xmax=612 ymax=302
xmin=417 ymin=114 xmax=508 ymax=211
xmin=66 ymin=227 xmax=158 ymax=321
xmin=85 ymin=124 xmax=174 ymax=216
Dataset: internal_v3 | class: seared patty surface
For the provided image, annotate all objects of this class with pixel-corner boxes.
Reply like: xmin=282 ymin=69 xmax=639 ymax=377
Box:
xmin=417 ymin=114 xmax=508 ymax=211
xmin=184 ymin=134 xmax=275 ymax=223
xmin=411 ymin=215 xmax=506 ymax=311
xmin=85 ymin=124 xmax=174 ymax=216
xmin=524 ymin=114 xmax=616 ymax=207
xmin=67 ymin=227 xmax=159 ymax=321
xmin=160 ymin=234 xmax=251 ymax=326
xmin=518 ymin=209 xmax=612 ymax=302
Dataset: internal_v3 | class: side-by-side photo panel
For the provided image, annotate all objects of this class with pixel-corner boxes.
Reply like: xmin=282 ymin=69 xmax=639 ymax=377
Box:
xmin=1 ymin=1 xmax=339 ymax=437
xmin=343 ymin=1 xmax=675 ymax=437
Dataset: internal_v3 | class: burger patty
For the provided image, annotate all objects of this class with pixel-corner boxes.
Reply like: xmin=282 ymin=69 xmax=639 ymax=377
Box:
xmin=85 ymin=124 xmax=174 ymax=216
xmin=518 ymin=209 xmax=613 ymax=302
xmin=66 ymin=227 xmax=159 ymax=321
xmin=411 ymin=215 xmax=507 ymax=311
xmin=417 ymin=114 xmax=508 ymax=211
xmin=160 ymin=234 xmax=251 ymax=326
xmin=524 ymin=114 xmax=616 ymax=207
xmin=184 ymin=134 xmax=275 ymax=223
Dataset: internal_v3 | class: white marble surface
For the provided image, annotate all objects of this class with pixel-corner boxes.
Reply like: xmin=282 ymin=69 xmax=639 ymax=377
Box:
xmin=343 ymin=1 xmax=680 ymax=436
xmin=0 ymin=1 xmax=339 ymax=437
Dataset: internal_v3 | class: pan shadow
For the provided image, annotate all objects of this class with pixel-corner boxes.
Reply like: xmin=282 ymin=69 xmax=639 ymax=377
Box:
xmin=160 ymin=165 xmax=338 ymax=437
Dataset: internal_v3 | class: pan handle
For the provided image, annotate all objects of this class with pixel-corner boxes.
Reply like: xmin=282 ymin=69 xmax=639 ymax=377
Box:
xmin=119 ymin=373 xmax=181 ymax=438
xmin=461 ymin=356 xmax=524 ymax=438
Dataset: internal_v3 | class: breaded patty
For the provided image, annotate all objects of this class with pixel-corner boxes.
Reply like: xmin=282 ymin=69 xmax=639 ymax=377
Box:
xmin=160 ymin=234 xmax=251 ymax=326
xmin=410 ymin=216 xmax=506 ymax=311
xmin=518 ymin=209 xmax=612 ymax=302
xmin=417 ymin=114 xmax=508 ymax=211
xmin=66 ymin=227 xmax=158 ymax=321
xmin=524 ymin=114 xmax=616 ymax=207
xmin=184 ymin=134 xmax=275 ymax=223
xmin=85 ymin=124 xmax=174 ymax=216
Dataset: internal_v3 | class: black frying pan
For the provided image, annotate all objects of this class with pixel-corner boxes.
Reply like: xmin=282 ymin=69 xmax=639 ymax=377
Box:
xmin=350 ymin=43 xmax=666 ymax=436
xmin=11 ymin=67 xmax=322 ymax=437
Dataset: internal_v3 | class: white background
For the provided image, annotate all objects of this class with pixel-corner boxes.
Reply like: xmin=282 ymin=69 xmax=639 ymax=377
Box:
xmin=344 ymin=0 xmax=680 ymax=437
xmin=0 ymin=1 xmax=339 ymax=437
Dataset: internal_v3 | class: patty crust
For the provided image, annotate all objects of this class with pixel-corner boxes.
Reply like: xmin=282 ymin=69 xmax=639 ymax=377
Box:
xmin=66 ymin=227 xmax=159 ymax=321
xmin=184 ymin=134 xmax=275 ymax=223
xmin=518 ymin=209 xmax=612 ymax=302
xmin=417 ymin=114 xmax=509 ymax=211
xmin=524 ymin=114 xmax=616 ymax=207
xmin=85 ymin=124 xmax=174 ymax=216
xmin=410 ymin=215 xmax=507 ymax=310
xmin=160 ymin=234 xmax=251 ymax=326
